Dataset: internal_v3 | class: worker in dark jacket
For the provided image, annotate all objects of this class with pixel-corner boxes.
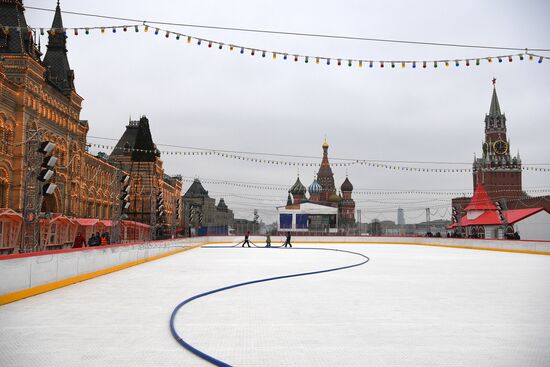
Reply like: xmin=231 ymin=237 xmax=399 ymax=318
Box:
xmin=89 ymin=232 xmax=101 ymax=247
xmin=88 ymin=233 xmax=97 ymax=247
xmin=282 ymin=231 xmax=292 ymax=248
xmin=242 ymin=231 xmax=251 ymax=247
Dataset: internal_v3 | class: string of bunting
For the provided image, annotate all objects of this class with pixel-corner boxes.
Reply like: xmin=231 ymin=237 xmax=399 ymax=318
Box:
xmin=3 ymin=24 xmax=549 ymax=68
xmin=89 ymin=143 xmax=550 ymax=173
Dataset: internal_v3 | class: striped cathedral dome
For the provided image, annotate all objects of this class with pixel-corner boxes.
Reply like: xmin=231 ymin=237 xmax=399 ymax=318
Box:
xmin=290 ymin=177 xmax=307 ymax=195
xmin=308 ymin=179 xmax=322 ymax=194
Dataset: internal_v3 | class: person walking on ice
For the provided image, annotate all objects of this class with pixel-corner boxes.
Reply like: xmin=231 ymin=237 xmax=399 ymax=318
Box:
xmin=282 ymin=231 xmax=292 ymax=248
xmin=242 ymin=231 xmax=251 ymax=247
xmin=265 ymin=232 xmax=271 ymax=247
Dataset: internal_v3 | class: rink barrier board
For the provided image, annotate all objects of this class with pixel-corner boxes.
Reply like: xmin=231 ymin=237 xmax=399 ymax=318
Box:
xmin=295 ymin=241 xmax=550 ymax=256
xmin=206 ymin=236 xmax=550 ymax=255
xmin=0 ymin=242 xmax=205 ymax=305
xmin=1 ymin=236 xmax=549 ymax=305
xmin=222 ymin=241 xmax=550 ymax=255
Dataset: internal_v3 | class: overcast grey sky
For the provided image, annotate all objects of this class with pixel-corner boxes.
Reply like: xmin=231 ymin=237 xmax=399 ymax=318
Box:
xmin=25 ymin=0 xmax=550 ymax=223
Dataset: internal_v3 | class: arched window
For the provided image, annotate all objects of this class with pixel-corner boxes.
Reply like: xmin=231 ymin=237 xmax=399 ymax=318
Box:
xmin=0 ymin=121 xmax=5 ymax=154
xmin=0 ymin=169 xmax=9 ymax=208
xmin=5 ymin=126 xmax=13 ymax=154
xmin=59 ymin=148 xmax=65 ymax=167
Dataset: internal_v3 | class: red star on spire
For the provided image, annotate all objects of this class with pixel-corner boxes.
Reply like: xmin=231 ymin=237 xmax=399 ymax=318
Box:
xmin=492 ymin=77 xmax=497 ymax=86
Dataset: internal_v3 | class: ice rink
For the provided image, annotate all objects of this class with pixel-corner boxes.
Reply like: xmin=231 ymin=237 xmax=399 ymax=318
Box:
xmin=1 ymin=243 xmax=550 ymax=367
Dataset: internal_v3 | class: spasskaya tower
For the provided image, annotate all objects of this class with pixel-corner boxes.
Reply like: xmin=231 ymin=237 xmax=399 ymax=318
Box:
xmin=472 ymin=79 xmax=522 ymax=201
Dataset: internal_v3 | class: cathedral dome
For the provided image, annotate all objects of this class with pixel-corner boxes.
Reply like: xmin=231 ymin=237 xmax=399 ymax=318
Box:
xmin=341 ymin=177 xmax=353 ymax=192
xmin=328 ymin=192 xmax=341 ymax=202
xmin=308 ymin=179 xmax=322 ymax=194
xmin=290 ymin=177 xmax=306 ymax=195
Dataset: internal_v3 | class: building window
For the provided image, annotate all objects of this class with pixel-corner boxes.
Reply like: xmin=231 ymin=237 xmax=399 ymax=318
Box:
xmin=296 ymin=214 xmax=309 ymax=229
xmin=280 ymin=214 xmax=292 ymax=229
xmin=0 ymin=181 xmax=6 ymax=207
xmin=0 ymin=122 xmax=4 ymax=154
xmin=59 ymin=149 xmax=65 ymax=166
xmin=49 ymin=224 xmax=57 ymax=244
xmin=5 ymin=128 xmax=13 ymax=154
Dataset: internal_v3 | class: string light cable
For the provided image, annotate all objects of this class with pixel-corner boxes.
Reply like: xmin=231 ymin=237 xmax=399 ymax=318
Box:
xmin=23 ymin=5 xmax=550 ymax=52
xmin=87 ymin=136 xmax=475 ymax=164
xmin=85 ymin=140 xmax=550 ymax=173
xmin=225 ymin=196 xmax=550 ymax=211
xmin=86 ymin=136 xmax=550 ymax=167
xmin=5 ymin=20 xmax=549 ymax=68
xmin=175 ymin=176 xmax=550 ymax=201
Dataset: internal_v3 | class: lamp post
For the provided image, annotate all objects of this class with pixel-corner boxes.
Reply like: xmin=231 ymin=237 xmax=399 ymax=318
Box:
xmin=173 ymin=197 xmax=180 ymax=238
xmin=495 ymin=201 xmax=508 ymax=239
xmin=21 ymin=130 xmax=58 ymax=252
xmin=111 ymin=171 xmax=130 ymax=244
xmin=65 ymin=147 xmax=78 ymax=217
xmin=426 ymin=208 xmax=431 ymax=235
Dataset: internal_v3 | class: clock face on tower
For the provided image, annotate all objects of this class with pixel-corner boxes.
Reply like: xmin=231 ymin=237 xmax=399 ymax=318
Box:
xmin=493 ymin=140 xmax=508 ymax=155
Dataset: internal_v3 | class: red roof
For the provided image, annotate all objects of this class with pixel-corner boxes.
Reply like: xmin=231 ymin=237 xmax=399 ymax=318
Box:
xmin=50 ymin=215 xmax=74 ymax=225
xmin=39 ymin=214 xmax=74 ymax=225
xmin=451 ymin=207 xmax=546 ymax=227
xmin=122 ymin=220 xmax=150 ymax=229
xmin=75 ymin=218 xmax=100 ymax=226
xmin=0 ymin=208 xmax=22 ymax=222
xmin=505 ymin=207 xmax=545 ymax=224
xmin=464 ymin=183 xmax=497 ymax=211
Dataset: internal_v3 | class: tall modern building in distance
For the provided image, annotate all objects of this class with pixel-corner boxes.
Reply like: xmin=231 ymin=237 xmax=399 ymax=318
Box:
xmin=397 ymin=208 xmax=405 ymax=226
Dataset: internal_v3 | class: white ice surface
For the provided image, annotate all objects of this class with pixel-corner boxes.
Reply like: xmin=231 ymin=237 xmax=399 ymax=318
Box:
xmin=1 ymin=243 xmax=550 ymax=367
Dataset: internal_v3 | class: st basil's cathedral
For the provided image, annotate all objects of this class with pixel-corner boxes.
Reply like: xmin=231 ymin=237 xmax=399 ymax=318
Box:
xmin=277 ymin=140 xmax=356 ymax=233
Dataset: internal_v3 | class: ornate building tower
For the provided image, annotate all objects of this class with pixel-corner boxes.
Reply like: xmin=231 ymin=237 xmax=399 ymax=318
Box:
xmin=0 ymin=0 xmax=118 ymax=218
xmin=317 ymin=139 xmax=336 ymax=202
xmin=0 ymin=1 xmax=146 ymax=250
xmin=0 ymin=0 xmax=42 ymax=61
xmin=452 ymin=80 xmax=550 ymax=217
xmin=42 ymin=1 xmax=75 ymax=94
xmin=472 ymin=80 xmax=522 ymax=202
xmin=339 ymin=176 xmax=356 ymax=225
xmin=109 ymin=116 xmax=182 ymax=235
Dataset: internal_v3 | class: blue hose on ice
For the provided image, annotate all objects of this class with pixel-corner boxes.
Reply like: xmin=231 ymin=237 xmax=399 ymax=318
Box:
xmin=169 ymin=246 xmax=370 ymax=367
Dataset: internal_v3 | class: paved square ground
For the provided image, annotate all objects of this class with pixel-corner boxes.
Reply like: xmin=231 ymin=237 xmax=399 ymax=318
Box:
xmin=1 ymin=243 xmax=549 ymax=366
